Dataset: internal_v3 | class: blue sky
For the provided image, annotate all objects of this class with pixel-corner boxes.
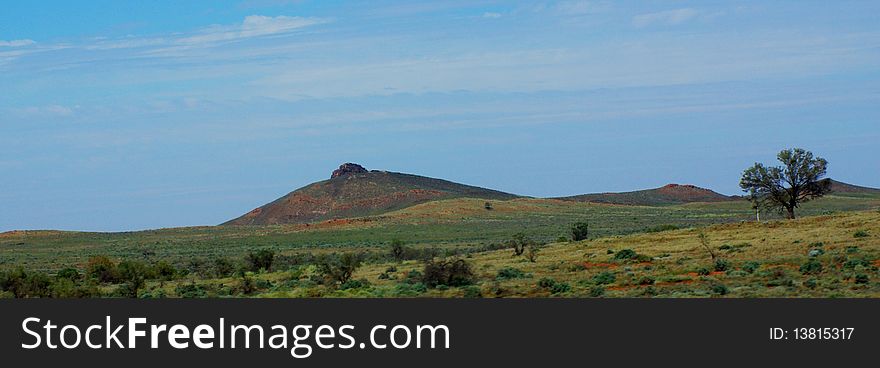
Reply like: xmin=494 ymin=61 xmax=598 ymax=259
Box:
xmin=2 ymin=1 xmax=879 ymax=231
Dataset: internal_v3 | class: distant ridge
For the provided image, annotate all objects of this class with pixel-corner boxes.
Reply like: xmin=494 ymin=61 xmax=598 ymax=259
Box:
xmin=224 ymin=163 xmax=518 ymax=226
xmin=555 ymin=184 xmax=734 ymax=206
xmin=828 ymin=179 xmax=880 ymax=195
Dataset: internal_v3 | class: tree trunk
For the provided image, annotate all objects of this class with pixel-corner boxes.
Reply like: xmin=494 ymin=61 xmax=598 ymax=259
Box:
xmin=786 ymin=207 xmax=796 ymax=220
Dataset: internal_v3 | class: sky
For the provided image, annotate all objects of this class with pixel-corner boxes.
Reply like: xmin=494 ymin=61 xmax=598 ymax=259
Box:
xmin=1 ymin=1 xmax=879 ymax=231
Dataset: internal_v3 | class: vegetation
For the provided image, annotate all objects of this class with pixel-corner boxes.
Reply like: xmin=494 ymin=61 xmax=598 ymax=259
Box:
xmin=570 ymin=222 xmax=589 ymax=241
xmin=740 ymin=148 xmax=832 ymax=219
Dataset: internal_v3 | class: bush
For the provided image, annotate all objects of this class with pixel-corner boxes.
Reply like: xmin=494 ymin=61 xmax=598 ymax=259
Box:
xmin=799 ymin=259 xmax=823 ymax=275
xmin=638 ymin=276 xmax=655 ymax=285
xmin=592 ymin=271 xmax=616 ymax=285
xmin=853 ymin=230 xmax=869 ymax=238
xmin=390 ymin=239 xmax=408 ymax=262
xmin=213 ymin=258 xmax=236 ymax=278
xmin=50 ymin=278 xmax=100 ymax=298
xmin=394 ymin=282 xmax=427 ymax=296
xmin=507 ymin=233 xmax=536 ymax=256
xmin=339 ymin=278 xmax=371 ymax=290
xmin=804 ymin=278 xmax=818 ymax=289
xmin=570 ymin=222 xmax=590 ymax=241
xmin=854 ymin=274 xmax=870 ymax=284
xmin=742 ymin=261 xmax=760 ymax=274
xmin=525 ymin=245 xmax=540 ymax=262
xmin=589 ymin=286 xmax=605 ymax=297
xmin=245 ymin=249 xmax=275 ymax=272
xmin=0 ymin=268 xmax=52 ymax=298
xmin=175 ymin=282 xmax=209 ymax=298
xmin=696 ymin=267 xmax=711 ymax=276
xmin=496 ymin=267 xmax=528 ymax=280
xmin=86 ymin=256 xmax=118 ymax=283
xmin=316 ymin=253 xmax=363 ymax=285
xmin=462 ymin=285 xmax=482 ymax=298
xmin=152 ymin=261 xmax=178 ymax=281
xmin=117 ymin=260 xmax=151 ymax=298
xmin=537 ymin=278 xmax=571 ymax=294
xmin=55 ymin=268 xmax=81 ymax=281
xmin=422 ymin=258 xmax=474 ymax=288
xmin=711 ymin=284 xmax=729 ymax=295
xmin=613 ymin=249 xmax=638 ymax=260
xmin=714 ymin=259 xmax=731 ymax=272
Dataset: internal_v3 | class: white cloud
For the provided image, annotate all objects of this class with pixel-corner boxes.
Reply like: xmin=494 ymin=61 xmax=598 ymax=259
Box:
xmin=177 ymin=15 xmax=329 ymax=45
xmin=632 ymin=8 xmax=699 ymax=28
xmin=13 ymin=105 xmax=77 ymax=118
xmin=482 ymin=12 xmax=502 ymax=19
xmin=0 ymin=39 xmax=36 ymax=47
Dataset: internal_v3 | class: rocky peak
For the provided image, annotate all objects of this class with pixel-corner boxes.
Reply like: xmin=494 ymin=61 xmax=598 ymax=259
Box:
xmin=331 ymin=163 xmax=368 ymax=179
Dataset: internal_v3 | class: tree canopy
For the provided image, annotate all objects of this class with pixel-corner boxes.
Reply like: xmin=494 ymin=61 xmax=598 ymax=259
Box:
xmin=740 ymin=148 xmax=831 ymax=219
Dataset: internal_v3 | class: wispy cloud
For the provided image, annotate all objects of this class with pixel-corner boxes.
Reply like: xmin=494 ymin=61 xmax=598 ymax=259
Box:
xmin=0 ymin=39 xmax=36 ymax=47
xmin=177 ymin=15 xmax=329 ymax=45
xmin=632 ymin=8 xmax=700 ymax=28
xmin=482 ymin=12 xmax=502 ymax=19
xmin=554 ymin=1 xmax=610 ymax=15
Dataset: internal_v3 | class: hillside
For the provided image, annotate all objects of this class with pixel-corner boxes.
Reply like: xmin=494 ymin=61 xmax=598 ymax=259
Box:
xmin=829 ymin=179 xmax=880 ymax=195
xmin=556 ymin=184 xmax=735 ymax=206
xmin=223 ymin=163 xmax=518 ymax=225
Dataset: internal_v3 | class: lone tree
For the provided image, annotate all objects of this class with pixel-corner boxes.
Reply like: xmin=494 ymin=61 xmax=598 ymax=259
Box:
xmin=740 ymin=148 xmax=831 ymax=219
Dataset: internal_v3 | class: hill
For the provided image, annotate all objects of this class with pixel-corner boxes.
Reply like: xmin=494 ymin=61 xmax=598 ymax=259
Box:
xmin=223 ymin=163 xmax=519 ymax=225
xmin=555 ymin=184 xmax=735 ymax=206
xmin=828 ymin=179 xmax=880 ymax=195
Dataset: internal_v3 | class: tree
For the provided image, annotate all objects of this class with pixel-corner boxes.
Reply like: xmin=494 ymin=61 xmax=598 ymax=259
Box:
xmin=389 ymin=239 xmax=408 ymax=262
xmin=246 ymin=249 xmax=275 ymax=272
xmin=422 ymin=258 xmax=474 ymax=288
xmin=740 ymin=148 xmax=831 ymax=219
xmin=117 ymin=260 xmax=150 ymax=298
xmin=316 ymin=253 xmax=362 ymax=285
xmin=570 ymin=222 xmax=589 ymax=241
xmin=507 ymin=232 xmax=534 ymax=256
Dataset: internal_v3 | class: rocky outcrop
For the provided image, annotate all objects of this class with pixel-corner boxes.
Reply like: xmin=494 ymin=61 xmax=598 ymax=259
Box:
xmin=331 ymin=163 xmax=368 ymax=179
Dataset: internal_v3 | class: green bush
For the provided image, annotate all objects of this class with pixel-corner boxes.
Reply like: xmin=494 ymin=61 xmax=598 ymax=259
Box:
xmin=714 ymin=259 xmax=731 ymax=272
xmin=638 ymin=276 xmax=655 ymax=285
xmin=175 ymin=283 xmax=209 ymax=298
xmin=589 ymin=286 xmax=605 ymax=297
xmin=245 ymin=249 xmax=275 ymax=272
xmin=213 ymin=258 xmax=236 ymax=278
xmin=340 ymin=278 xmax=371 ymax=290
xmin=316 ymin=253 xmax=363 ymax=285
xmin=804 ymin=278 xmax=818 ymax=289
xmin=0 ymin=268 xmax=52 ymax=298
xmin=592 ymin=271 xmax=616 ymax=285
xmin=422 ymin=258 xmax=474 ymax=288
xmin=742 ymin=261 xmax=760 ymax=274
xmin=853 ymin=230 xmax=869 ymax=238
xmin=711 ymin=284 xmax=729 ymax=295
xmin=799 ymin=259 xmax=823 ymax=275
xmin=55 ymin=268 xmax=81 ymax=281
xmin=537 ymin=278 xmax=570 ymax=294
xmin=462 ymin=285 xmax=482 ymax=298
xmin=86 ymin=256 xmax=118 ymax=283
xmin=697 ymin=267 xmax=711 ymax=276
xmin=570 ymin=222 xmax=590 ymax=241
xmin=613 ymin=249 xmax=638 ymax=260
xmin=854 ymin=274 xmax=870 ymax=284
xmin=496 ymin=267 xmax=528 ymax=280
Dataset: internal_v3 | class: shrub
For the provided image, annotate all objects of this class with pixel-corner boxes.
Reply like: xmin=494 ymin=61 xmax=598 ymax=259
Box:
xmin=742 ymin=261 xmax=760 ymax=274
xmin=556 ymin=236 xmax=569 ymax=243
xmin=340 ymin=278 xmax=371 ymax=290
xmin=422 ymin=258 xmax=474 ymax=288
xmin=711 ymin=284 xmax=729 ymax=295
xmin=507 ymin=233 xmax=536 ymax=256
xmin=714 ymin=259 xmax=731 ymax=272
xmin=525 ymin=245 xmax=540 ymax=262
xmin=462 ymin=285 xmax=482 ymax=298
xmin=696 ymin=267 xmax=711 ymax=276
xmin=175 ymin=282 xmax=209 ymax=298
xmin=394 ymin=282 xmax=427 ymax=296
xmin=390 ymin=239 xmax=408 ymax=262
xmin=592 ymin=271 xmax=616 ymax=285
xmin=496 ymin=267 xmax=528 ymax=280
xmin=152 ymin=261 xmax=178 ymax=281
xmin=484 ymin=202 xmax=493 ymax=210
xmin=854 ymin=274 xmax=870 ymax=284
xmin=55 ymin=268 xmax=81 ymax=281
xmin=853 ymin=230 xmax=869 ymax=238
xmin=638 ymin=276 xmax=655 ymax=285
xmin=0 ymin=268 xmax=52 ymax=298
xmin=804 ymin=278 xmax=818 ymax=289
xmin=613 ymin=249 xmax=638 ymax=260
xmin=570 ymin=222 xmax=590 ymax=241
xmin=537 ymin=278 xmax=570 ymax=294
xmin=245 ymin=249 xmax=275 ymax=272
xmin=86 ymin=256 xmax=118 ymax=283
xmin=213 ymin=257 xmax=236 ymax=278
xmin=799 ymin=259 xmax=823 ymax=275
xmin=50 ymin=278 xmax=100 ymax=298
xmin=316 ymin=253 xmax=363 ymax=285
xmin=589 ymin=286 xmax=605 ymax=297
xmin=117 ymin=260 xmax=151 ymax=298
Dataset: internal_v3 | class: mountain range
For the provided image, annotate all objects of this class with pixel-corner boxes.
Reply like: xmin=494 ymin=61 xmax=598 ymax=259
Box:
xmin=224 ymin=163 xmax=879 ymax=226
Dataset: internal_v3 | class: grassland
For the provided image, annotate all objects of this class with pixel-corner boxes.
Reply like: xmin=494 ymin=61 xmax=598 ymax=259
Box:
xmin=1 ymin=193 xmax=879 ymax=298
